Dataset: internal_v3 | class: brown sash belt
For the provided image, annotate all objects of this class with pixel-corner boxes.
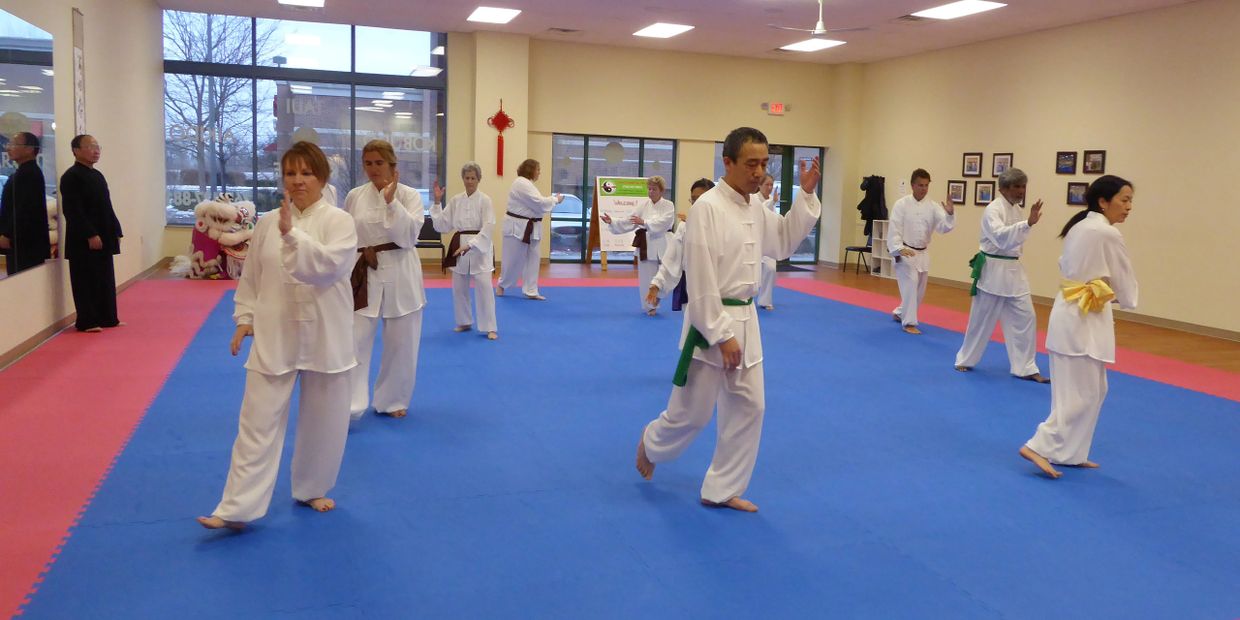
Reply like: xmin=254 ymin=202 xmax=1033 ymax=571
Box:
xmin=351 ymin=242 xmax=401 ymax=310
xmin=632 ymin=229 xmax=648 ymax=261
xmin=443 ymin=229 xmax=481 ymax=272
xmin=506 ymin=211 xmax=540 ymax=244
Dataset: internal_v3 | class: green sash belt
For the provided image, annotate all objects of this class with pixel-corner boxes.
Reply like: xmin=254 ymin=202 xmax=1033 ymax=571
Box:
xmin=673 ymin=298 xmax=753 ymax=387
xmin=968 ymin=251 xmax=1018 ymax=296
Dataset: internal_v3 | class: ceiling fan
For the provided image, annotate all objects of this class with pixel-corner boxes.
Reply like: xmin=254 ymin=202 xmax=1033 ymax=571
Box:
xmin=769 ymin=0 xmax=869 ymax=36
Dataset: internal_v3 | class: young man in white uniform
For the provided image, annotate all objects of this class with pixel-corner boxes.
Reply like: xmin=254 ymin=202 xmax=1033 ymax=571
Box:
xmin=954 ymin=168 xmax=1049 ymax=383
xmin=497 ymin=158 xmax=562 ymax=300
xmin=430 ymin=161 xmax=498 ymax=339
xmin=751 ymin=174 xmax=779 ymax=310
xmin=887 ymin=168 xmax=955 ymax=334
xmin=1021 ymin=175 xmax=1137 ymax=478
xmin=344 ymin=140 xmax=426 ymax=421
xmin=603 ymin=175 xmax=675 ymax=315
xmin=635 ymin=127 xmax=821 ymax=513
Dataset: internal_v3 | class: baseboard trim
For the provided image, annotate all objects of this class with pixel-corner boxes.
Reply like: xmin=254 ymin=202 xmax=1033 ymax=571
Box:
xmin=927 ymin=275 xmax=1238 ymax=342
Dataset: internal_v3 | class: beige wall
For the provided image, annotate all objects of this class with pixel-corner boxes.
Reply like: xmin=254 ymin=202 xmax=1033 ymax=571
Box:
xmin=857 ymin=0 xmax=1240 ymax=332
xmin=2 ymin=0 xmax=165 ymax=355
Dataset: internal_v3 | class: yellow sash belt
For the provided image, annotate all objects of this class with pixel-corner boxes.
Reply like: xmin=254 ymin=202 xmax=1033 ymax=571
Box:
xmin=1061 ymin=278 xmax=1115 ymax=314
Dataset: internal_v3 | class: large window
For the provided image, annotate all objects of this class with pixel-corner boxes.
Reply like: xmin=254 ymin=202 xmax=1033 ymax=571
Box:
xmin=162 ymin=11 xmax=445 ymax=225
xmin=550 ymin=134 xmax=676 ymax=263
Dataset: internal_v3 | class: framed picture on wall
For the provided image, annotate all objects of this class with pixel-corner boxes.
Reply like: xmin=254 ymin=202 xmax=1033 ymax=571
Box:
xmin=1083 ymin=150 xmax=1106 ymax=174
xmin=1056 ymin=151 xmax=1077 ymax=174
xmin=962 ymin=152 xmax=983 ymax=177
xmin=975 ymin=181 xmax=995 ymax=205
xmin=992 ymin=153 xmax=1013 ymax=177
xmin=948 ymin=180 xmax=967 ymax=204
xmin=1067 ymin=182 xmax=1089 ymax=205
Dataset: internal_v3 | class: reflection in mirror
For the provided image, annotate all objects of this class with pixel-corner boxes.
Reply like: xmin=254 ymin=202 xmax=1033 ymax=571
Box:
xmin=0 ymin=8 xmax=56 ymax=279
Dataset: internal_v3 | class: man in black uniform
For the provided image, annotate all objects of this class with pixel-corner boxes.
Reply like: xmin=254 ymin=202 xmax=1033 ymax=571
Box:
xmin=60 ymin=134 xmax=123 ymax=332
xmin=0 ymin=132 xmax=51 ymax=275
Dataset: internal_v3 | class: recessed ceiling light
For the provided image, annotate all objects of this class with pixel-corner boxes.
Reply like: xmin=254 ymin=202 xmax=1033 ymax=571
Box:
xmin=468 ymin=7 xmax=521 ymax=24
xmin=912 ymin=1 xmax=1006 ymax=20
xmin=411 ymin=66 xmax=444 ymax=77
xmin=633 ymin=23 xmax=694 ymax=39
xmin=394 ymin=112 xmax=413 ymax=117
xmin=436 ymin=112 xmax=445 ymax=117
xmin=41 ymin=69 xmax=54 ymax=76
xmin=277 ymin=0 xmax=325 ymax=7
xmin=780 ymin=38 xmax=845 ymax=52
xmin=381 ymin=91 xmax=406 ymax=99
xmin=431 ymin=46 xmax=445 ymax=55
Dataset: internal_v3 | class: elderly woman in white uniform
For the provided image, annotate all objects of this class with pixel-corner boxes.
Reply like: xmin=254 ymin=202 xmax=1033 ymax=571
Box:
xmin=603 ymin=175 xmax=675 ymax=315
xmin=430 ymin=161 xmax=498 ymax=339
xmin=198 ymin=141 xmax=357 ymax=530
xmin=496 ymin=158 xmax=562 ymax=300
xmin=1020 ymin=175 xmax=1137 ymax=479
xmin=344 ymin=140 xmax=426 ymax=421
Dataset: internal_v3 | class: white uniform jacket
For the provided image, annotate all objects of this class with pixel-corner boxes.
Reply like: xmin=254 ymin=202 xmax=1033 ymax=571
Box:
xmin=1045 ymin=211 xmax=1138 ymax=363
xmin=503 ymin=177 xmax=556 ymax=242
xmin=683 ymin=182 xmax=821 ymax=368
xmin=887 ymin=194 xmax=955 ymax=273
xmin=431 ymin=190 xmax=496 ymax=275
xmin=651 ymin=224 xmax=686 ymax=294
xmin=977 ymin=195 xmax=1034 ymax=297
xmin=343 ymin=183 xmax=426 ymax=319
xmin=607 ymin=197 xmax=675 ymax=261
xmin=234 ymin=198 xmax=358 ymax=375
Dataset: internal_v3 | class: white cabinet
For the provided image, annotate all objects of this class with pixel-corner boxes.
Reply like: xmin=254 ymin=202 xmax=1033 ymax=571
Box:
xmin=869 ymin=219 xmax=894 ymax=279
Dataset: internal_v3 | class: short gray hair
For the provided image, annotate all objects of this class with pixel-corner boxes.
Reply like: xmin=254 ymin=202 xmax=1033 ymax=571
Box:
xmin=461 ymin=161 xmax=483 ymax=181
xmin=998 ymin=167 xmax=1027 ymax=189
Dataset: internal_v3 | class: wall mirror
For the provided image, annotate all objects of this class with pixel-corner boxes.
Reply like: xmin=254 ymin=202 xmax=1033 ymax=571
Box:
xmin=0 ymin=8 xmax=57 ymax=280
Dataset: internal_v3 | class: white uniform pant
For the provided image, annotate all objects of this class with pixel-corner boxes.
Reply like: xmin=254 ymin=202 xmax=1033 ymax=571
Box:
xmin=638 ymin=259 xmax=659 ymax=312
xmin=453 ymin=269 xmax=497 ymax=332
xmin=643 ymin=359 xmax=766 ymax=503
xmin=498 ymin=236 xmax=542 ymax=296
xmin=351 ymin=309 xmax=423 ymax=419
xmin=213 ymin=369 xmax=350 ymax=522
xmin=1025 ymin=353 xmax=1108 ymax=465
xmin=892 ymin=260 xmax=929 ymax=327
xmin=757 ymin=257 xmax=776 ymax=308
xmin=954 ymin=290 xmax=1040 ymax=376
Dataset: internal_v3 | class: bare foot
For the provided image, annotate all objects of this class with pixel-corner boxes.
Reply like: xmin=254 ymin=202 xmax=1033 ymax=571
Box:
xmin=761 ymin=305 xmax=774 ymax=311
xmin=1019 ymin=445 xmax=1062 ymax=479
xmin=954 ymin=365 xmax=972 ymax=372
xmin=1067 ymin=460 xmax=1100 ymax=468
xmin=496 ymin=286 xmax=504 ymax=296
xmin=903 ymin=325 xmax=922 ymax=335
xmin=646 ymin=309 xmax=657 ymax=316
xmin=1018 ymin=373 xmax=1051 ymax=384
xmin=83 ymin=327 xmax=103 ymax=333
xmin=299 ymin=497 xmax=336 ymax=512
xmin=197 ymin=515 xmax=246 ymax=530
xmin=454 ymin=325 xmax=471 ymax=332
xmin=382 ymin=409 xmax=408 ymax=418
xmin=487 ymin=331 xmax=498 ymax=340
xmin=892 ymin=313 xmax=901 ymax=322
xmin=701 ymin=497 xmax=759 ymax=512
xmin=526 ymin=294 xmax=546 ymax=301
xmin=635 ymin=433 xmax=654 ymax=480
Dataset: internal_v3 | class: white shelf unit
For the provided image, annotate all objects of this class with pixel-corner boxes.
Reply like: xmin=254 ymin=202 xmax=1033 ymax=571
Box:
xmin=869 ymin=219 xmax=895 ymax=279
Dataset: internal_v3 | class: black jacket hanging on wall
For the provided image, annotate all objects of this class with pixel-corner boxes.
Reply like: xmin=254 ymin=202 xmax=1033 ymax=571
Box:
xmin=857 ymin=175 xmax=887 ymax=237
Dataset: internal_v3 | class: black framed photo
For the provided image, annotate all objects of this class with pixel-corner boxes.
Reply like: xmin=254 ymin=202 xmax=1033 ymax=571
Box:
xmin=1056 ymin=151 xmax=1077 ymax=174
xmin=1083 ymin=150 xmax=1106 ymax=174
xmin=992 ymin=153 xmax=1013 ymax=177
xmin=962 ymin=152 xmax=983 ymax=177
xmin=947 ymin=180 xmax=967 ymax=205
xmin=974 ymin=181 xmax=995 ymax=206
xmin=1067 ymin=182 xmax=1088 ymax=206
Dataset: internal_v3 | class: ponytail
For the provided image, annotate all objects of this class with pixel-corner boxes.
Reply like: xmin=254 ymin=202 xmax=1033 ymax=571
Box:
xmin=1059 ymin=174 xmax=1133 ymax=238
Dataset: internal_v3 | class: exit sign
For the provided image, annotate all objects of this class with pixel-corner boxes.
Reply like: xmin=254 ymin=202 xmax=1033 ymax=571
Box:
xmin=768 ymin=101 xmax=785 ymax=116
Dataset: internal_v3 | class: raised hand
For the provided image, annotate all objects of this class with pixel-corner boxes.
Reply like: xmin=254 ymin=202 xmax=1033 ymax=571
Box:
xmin=942 ymin=194 xmax=955 ymax=216
xmin=800 ymin=157 xmax=822 ymax=194
xmin=1028 ymin=199 xmax=1044 ymax=226
xmin=383 ymin=170 xmax=401 ymax=204
xmin=432 ymin=179 xmax=444 ymax=204
xmin=278 ymin=190 xmax=293 ymax=235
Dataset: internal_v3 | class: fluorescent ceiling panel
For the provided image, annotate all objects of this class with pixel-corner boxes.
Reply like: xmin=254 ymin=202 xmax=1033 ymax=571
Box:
xmin=912 ymin=1 xmax=1006 ymax=20
xmin=277 ymin=0 xmax=325 ymax=7
xmin=780 ymin=38 xmax=845 ymax=52
xmin=467 ymin=7 xmax=521 ymax=24
xmin=633 ymin=23 xmax=694 ymax=38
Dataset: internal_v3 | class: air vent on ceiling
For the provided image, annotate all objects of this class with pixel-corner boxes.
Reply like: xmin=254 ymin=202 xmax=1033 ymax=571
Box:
xmin=894 ymin=14 xmax=931 ymax=23
xmin=547 ymin=27 xmax=581 ymax=34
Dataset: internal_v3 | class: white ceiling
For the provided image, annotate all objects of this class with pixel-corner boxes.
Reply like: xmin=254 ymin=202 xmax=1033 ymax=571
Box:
xmin=155 ymin=0 xmax=1199 ymax=64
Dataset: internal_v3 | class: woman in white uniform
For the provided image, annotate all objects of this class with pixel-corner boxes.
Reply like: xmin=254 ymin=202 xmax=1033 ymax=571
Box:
xmin=603 ymin=175 xmax=675 ymax=315
xmin=198 ymin=142 xmax=358 ymax=530
xmin=1020 ymin=175 xmax=1137 ymax=478
xmin=344 ymin=140 xmax=426 ymax=421
xmin=496 ymin=159 xmax=562 ymax=300
xmin=430 ymin=161 xmax=498 ymax=339
xmin=751 ymin=174 xmax=779 ymax=310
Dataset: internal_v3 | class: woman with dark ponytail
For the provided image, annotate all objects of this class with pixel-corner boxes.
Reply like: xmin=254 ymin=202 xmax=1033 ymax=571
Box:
xmin=1020 ymin=175 xmax=1138 ymax=478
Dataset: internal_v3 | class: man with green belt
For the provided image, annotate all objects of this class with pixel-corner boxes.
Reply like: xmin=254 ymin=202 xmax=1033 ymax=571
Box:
xmin=954 ymin=168 xmax=1049 ymax=383
xmin=634 ymin=127 xmax=822 ymax=512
